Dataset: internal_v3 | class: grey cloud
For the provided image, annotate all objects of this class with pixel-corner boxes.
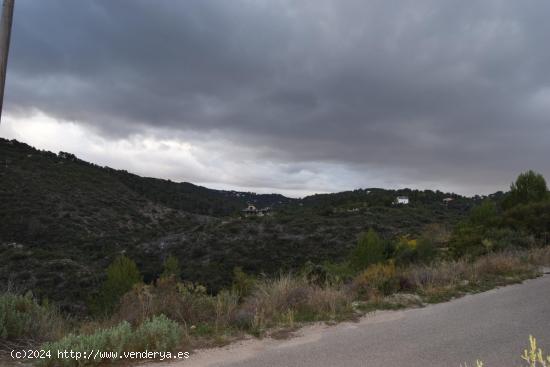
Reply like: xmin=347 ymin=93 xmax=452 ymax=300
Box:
xmin=4 ymin=0 xmax=550 ymax=194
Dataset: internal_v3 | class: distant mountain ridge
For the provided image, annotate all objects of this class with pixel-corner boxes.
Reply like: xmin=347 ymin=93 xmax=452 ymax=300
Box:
xmin=1 ymin=138 xmax=294 ymax=217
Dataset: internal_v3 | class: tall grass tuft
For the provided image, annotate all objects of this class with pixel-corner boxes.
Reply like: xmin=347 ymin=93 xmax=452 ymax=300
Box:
xmin=241 ymin=274 xmax=353 ymax=333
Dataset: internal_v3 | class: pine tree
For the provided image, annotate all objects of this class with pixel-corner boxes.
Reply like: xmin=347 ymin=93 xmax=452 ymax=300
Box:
xmin=95 ymin=255 xmax=142 ymax=315
xmin=350 ymin=229 xmax=385 ymax=270
xmin=161 ymin=255 xmax=181 ymax=280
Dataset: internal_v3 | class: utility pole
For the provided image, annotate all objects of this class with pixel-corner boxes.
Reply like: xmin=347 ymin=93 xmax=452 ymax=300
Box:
xmin=0 ymin=0 xmax=14 ymax=123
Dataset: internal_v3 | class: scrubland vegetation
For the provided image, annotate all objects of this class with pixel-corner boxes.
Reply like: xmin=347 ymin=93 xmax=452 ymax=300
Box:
xmin=2 ymin=138 xmax=550 ymax=365
xmin=0 ymin=138 xmax=473 ymax=310
xmin=3 ymin=246 xmax=549 ymax=365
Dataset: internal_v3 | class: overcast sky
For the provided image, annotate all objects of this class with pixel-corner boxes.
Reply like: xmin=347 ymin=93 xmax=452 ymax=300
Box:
xmin=1 ymin=0 xmax=549 ymax=197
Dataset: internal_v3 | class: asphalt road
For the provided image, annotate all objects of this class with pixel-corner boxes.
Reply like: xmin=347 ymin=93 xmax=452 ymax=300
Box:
xmin=176 ymin=273 xmax=550 ymax=367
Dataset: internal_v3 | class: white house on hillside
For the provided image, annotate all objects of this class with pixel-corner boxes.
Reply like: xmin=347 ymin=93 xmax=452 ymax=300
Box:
xmin=395 ymin=196 xmax=409 ymax=205
xmin=242 ymin=204 xmax=271 ymax=217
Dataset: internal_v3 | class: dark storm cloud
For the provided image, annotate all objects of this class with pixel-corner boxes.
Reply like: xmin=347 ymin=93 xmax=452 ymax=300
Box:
xmin=5 ymin=0 xmax=550 ymax=193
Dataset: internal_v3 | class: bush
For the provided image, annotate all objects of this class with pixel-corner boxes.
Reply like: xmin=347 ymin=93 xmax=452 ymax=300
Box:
xmin=502 ymin=201 xmax=550 ymax=239
xmin=40 ymin=321 xmax=134 ymax=366
xmin=482 ymin=228 xmax=535 ymax=252
xmin=503 ymin=170 xmax=548 ymax=209
xmin=39 ymin=315 xmax=181 ymax=367
xmin=350 ymin=229 xmax=385 ymax=271
xmin=469 ymin=200 xmax=499 ymax=227
xmin=0 ymin=291 xmax=66 ymax=342
xmin=92 ymin=256 xmax=142 ymax=316
xmin=161 ymin=255 xmax=181 ymax=280
xmin=232 ymin=267 xmax=256 ymax=299
xmin=116 ymin=277 xmax=214 ymax=326
xmin=416 ymin=236 xmax=437 ymax=264
xmin=449 ymin=222 xmax=487 ymax=258
xmin=449 ymin=201 xmax=500 ymax=258
xmin=133 ymin=314 xmax=182 ymax=351
xmin=322 ymin=261 xmax=356 ymax=283
xmin=352 ymin=263 xmax=400 ymax=298
xmin=393 ymin=236 xmax=418 ymax=265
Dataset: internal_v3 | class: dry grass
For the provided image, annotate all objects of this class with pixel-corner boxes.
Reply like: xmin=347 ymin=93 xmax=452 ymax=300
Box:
xmin=240 ymin=275 xmax=354 ymax=333
xmin=525 ymin=246 xmax=550 ymax=267
xmin=115 ymin=277 xmax=217 ymax=326
xmin=404 ymin=259 xmax=472 ymax=289
xmin=306 ymin=287 xmax=352 ymax=318
xmin=401 ymin=250 xmax=538 ymax=303
xmin=472 ymin=251 xmax=532 ymax=277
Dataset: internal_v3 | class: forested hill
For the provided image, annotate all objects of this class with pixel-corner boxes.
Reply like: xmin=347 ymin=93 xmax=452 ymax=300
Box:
xmin=0 ymin=138 xmax=478 ymax=311
xmin=0 ymin=138 xmax=292 ymax=218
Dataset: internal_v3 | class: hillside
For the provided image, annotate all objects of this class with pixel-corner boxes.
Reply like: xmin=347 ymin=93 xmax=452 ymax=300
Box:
xmin=0 ymin=138 xmax=476 ymax=311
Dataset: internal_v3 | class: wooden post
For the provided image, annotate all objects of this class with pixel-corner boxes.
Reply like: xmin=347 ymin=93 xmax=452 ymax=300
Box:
xmin=0 ymin=0 xmax=14 ymax=123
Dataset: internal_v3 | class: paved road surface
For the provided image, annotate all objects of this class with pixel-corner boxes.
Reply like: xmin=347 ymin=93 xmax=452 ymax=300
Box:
xmin=159 ymin=273 xmax=550 ymax=367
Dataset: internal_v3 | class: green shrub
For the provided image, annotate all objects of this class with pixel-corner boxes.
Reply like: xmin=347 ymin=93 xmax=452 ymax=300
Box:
xmin=393 ymin=237 xmax=418 ymax=265
xmin=92 ymin=255 xmax=142 ymax=316
xmin=449 ymin=222 xmax=487 ymax=258
xmin=161 ymin=255 xmax=181 ymax=280
xmin=300 ymin=261 xmax=340 ymax=286
xmin=482 ymin=228 xmax=535 ymax=252
xmin=133 ymin=314 xmax=182 ymax=351
xmin=322 ymin=261 xmax=356 ymax=283
xmin=232 ymin=267 xmax=256 ymax=299
xmin=0 ymin=292 xmax=66 ymax=342
xmin=502 ymin=201 xmax=550 ymax=239
xmin=352 ymin=263 xmax=400 ymax=298
xmin=350 ymin=229 xmax=385 ymax=271
xmin=392 ymin=234 xmax=437 ymax=266
xmin=449 ymin=200 xmax=501 ymax=258
xmin=503 ymin=170 xmax=548 ymax=210
xmin=39 ymin=315 xmax=181 ymax=367
xmin=416 ymin=233 xmax=438 ymax=264
xmin=40 ymin=321 xmax=133 ymax=366
xmin=469 ymin=200 xmax=499 ymax=228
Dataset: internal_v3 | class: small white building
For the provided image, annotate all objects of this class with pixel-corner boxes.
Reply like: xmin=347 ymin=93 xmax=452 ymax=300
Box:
xmin=242 ymin=204 xmax=271 ymax=217
xmin=395 ymin=196 xmax=409 ymax=205
xmin=443 ymin=197 xmax=454 ymax=207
